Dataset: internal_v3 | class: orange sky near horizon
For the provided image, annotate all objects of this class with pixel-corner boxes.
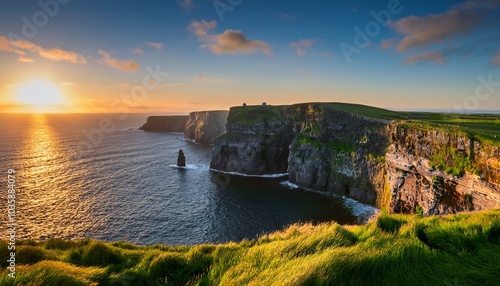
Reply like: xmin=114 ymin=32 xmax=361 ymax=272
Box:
xmin=1 ymin=1 xmax=499 ymax=114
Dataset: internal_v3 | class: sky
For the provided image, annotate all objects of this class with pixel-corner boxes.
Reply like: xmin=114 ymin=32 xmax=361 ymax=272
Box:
xmin=0 ymin=0 xmax=499 ymax=114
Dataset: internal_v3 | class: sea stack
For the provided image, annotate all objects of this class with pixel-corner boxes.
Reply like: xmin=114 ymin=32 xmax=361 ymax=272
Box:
xmin=177 ymin=149 xmax=186 ymax=167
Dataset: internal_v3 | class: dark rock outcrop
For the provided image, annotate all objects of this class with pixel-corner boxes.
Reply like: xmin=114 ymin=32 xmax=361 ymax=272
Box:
xmin=210 ymin=102 xmax=500 ymax=215
xmin=140 ymin=116 xmax=188 ymax=132
xmin=184 ymin=111 xmax=229 ymax=145
xmin=177 ymin=149 xmax=186 ymax=167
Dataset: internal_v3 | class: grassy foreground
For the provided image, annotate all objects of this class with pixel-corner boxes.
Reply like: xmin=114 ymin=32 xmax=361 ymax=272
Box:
xmin=1 ymin=210 xmax=500 ymax=286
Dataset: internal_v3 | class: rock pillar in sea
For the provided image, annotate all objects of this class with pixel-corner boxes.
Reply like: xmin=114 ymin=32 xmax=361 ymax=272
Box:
xmin=177 ymin=149 xmax=186 ymax=167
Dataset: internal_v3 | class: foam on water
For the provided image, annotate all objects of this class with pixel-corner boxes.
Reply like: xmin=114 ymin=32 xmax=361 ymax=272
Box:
xmin=168 ymin=164 xmax=199 ymax=170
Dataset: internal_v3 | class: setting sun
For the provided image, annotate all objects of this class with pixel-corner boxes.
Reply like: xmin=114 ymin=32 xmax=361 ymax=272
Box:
xmin=16 ymin=79 xmax=63 ymax=107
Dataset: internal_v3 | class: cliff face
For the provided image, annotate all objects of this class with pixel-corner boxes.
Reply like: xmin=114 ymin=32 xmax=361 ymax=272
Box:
xmin=210 ymin=102 xmax=500 ymax=215
xmin=287 ymin=103 xmax=389 ymax=205
xmin=184 ymin=111 xmax=229 ymax=145
xmin=386 ymin=126 xmax=500 ymax=215
xmin=140 ymin=116 xmax=187 ymax=132
xmin=210 ymin=105 xmax=291 ymax=175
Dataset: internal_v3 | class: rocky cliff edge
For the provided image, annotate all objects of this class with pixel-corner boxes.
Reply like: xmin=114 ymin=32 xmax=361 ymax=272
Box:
xmin=210 ymin=103 xmax=500 ymax=215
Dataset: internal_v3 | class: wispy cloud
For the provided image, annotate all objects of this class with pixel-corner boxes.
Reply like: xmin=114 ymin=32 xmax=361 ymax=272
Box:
xmin=453 ymin=0 xmax=500 ymax=10
xmin=145 ymin=41 xmax=163 ymax=49
xmin=97 ymin=50 xmax=139 ymax=71
xmin=290 ymin=39 xmax=314 ymax=56
xmin=0 ymin=35 xmax=86 ymax=64
xmin=18 ymin=56 xmax=33 ymax=63
xmin=390 ymin=10 xmax=482 ymax=52
xmin=493 ymin=51 xmax=500 ymax=66
xmin=189 ymin=20 xmax=271 ymax=55
xmin=380 ymin=38 xmax=395 ymax=50
xmin=276 ymin=12 xmax=296 ymax=21
xmin=131 ymin=48 xmax=144 ymax=55
xmin=405 ymin=51 xmax=447 ymax=65
xmin=38 ymin=48 xmax=87 ymax=63
xmin=177 ymin=0 xmax=196 ymax=11
xmin=194 ymin=74 xmax=228 ymax=83
xmin=0 ymin=36 xmax=24 ymax=55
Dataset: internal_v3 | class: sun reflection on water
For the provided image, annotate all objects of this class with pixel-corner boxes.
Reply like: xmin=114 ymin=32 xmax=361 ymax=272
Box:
xmin=17 ymin=114 xmax=95 ymax=240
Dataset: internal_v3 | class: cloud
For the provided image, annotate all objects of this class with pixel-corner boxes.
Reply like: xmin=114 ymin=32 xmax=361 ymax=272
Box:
xmin=189 ymin=20 xmax=271 ymax=55
xmin=38 ymin=48 xmax=86 ymax=64
xmin=493 ymin=51 xmax=500 ymax=66
xmin=0 ymin=36 xmax=24 ymax=55
xmin=453 ymin=0 xmax=500 ymax=10
xmin=18 ymin=56 xmax=33 ymax=63
xmin=194 ymin=74 xmax=228 ymax=83
xmin=390 ymin=9 xmax=482 ymax=52
xmin=276 ymin=12 xmax=296 ymax=21
xmin=131 ymin=48 xmax=144 ymax=55
xmin=290 ymin=39 xmax=314 ymax=56
xmin=405 ymin=51 xmax=447 ymax=65
xmin=380 ymin=38 xmax=395 ymax=50
xmin=206 ymin=30 xmax=271 ymax=55
xmin=188 ymin=20 xmax=217 ymax=39
xmin=145 ymin=41 xmax=163 ymax=49
xmin=296 ymin=70 xmax=310 ymax=75
xmin=97 ymin=50 xmax=139 ymax=71
xmin=177 ymin=0 xmax=196 ymax=10
xmin=0 ymin=36 xmax=86 ymax=63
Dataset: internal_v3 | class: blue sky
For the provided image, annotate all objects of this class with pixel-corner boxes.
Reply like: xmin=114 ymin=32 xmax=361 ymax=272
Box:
xmin=0 ymin=0 xmax=499 ymax=113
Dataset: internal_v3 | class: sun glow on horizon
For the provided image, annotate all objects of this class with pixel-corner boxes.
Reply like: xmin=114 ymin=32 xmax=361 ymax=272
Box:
xmin=14 ymin=79 xmax=67 ymax=113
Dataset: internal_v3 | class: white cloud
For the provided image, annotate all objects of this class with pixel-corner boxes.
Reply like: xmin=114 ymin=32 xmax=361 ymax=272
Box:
xmin=131 ymin=48 xmax=144 ymax=55
xmin=188 ymin=20 xmax=217 ymax=39
xmin=177 ymin=0 xmax=196 ymax=10
xmin=380 ymin=38 xmax=395 ymax=50
xmin=0 ymin=35 xmax=86 ymax=64
xmin=405 ymin=51 xmax=447 ymax=65
xmin=290 ymin=39 xmax=314 ymax=56
xmin=145 ymin=42 xmax=163 ymax=49
xmin=189 ymin=20 xmax=271 ymax=55
xmin=390 ymin=10 xmax=482 ymax=52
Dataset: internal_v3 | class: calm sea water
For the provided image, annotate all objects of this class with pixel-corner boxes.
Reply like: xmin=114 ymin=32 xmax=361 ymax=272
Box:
xmin=0 ymin=113 xmax=376 ymax=245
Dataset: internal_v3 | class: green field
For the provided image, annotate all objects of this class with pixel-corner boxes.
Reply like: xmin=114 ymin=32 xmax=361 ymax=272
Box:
xmin=1 ymin=210 xmax=499 ymax=285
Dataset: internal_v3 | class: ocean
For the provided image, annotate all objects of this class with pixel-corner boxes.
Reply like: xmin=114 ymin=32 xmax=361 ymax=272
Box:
xmin=0 ymin=113 xmax=376 ymax=245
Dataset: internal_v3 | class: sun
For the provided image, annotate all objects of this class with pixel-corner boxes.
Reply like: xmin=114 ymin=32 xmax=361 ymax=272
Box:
xmin=16 ymin=79 xmax=64 ymax=107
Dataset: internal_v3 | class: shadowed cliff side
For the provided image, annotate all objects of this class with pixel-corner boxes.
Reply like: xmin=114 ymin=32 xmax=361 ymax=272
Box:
xmin=184 ymin=110 xmax=229 ymax=145
xmin=210 ymin=105 xmax=291 ymax=175
xmin=139 ymin=116 xmax=188 ymax=132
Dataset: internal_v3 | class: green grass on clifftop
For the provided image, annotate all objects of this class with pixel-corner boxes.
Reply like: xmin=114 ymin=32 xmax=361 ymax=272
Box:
xmin=227 ymin=105 xmax=287 ymax=124
xmin=1 ymin=210 xmax=499 ymax=285
xmin=326 ymin=102 xmax=405 ymax=120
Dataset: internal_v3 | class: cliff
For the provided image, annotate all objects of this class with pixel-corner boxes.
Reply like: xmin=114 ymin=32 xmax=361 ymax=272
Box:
xmin=139 ymin=116 xmax=188 ymax=132
xmin=210 ymin=102 xmax=500 ymax=214
xmin=210 ymin=105 xmax=291 ymax=174
xmin=184 ymin=111 xmax=229 ymax=145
